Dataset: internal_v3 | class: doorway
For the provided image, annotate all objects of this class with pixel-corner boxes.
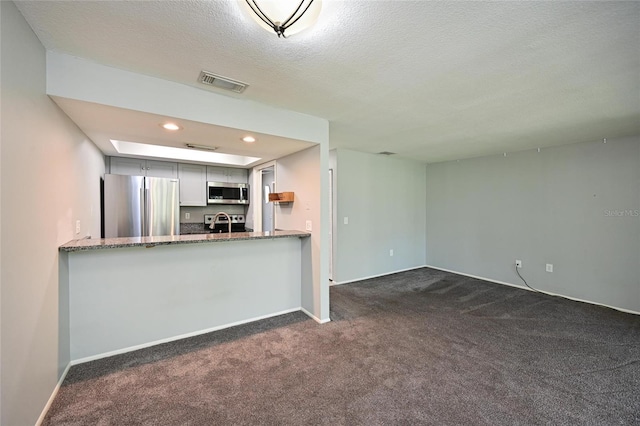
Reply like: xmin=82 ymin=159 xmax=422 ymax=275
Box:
xmin=261 ymin=167 xmax=275 ymax=232
xmin=329 ymin=168 xmax=334 ymax=282
xmin=252 ymin=161 xmax=277 ymax=233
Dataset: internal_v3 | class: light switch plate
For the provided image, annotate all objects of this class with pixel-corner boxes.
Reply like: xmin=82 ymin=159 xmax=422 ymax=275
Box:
xmin=305 ymin=220 xmax=312 ymax=231
xmin=75 ymin=220 xmax=81 ymax=235
xmin=546 ymin=263 xmax=553 ymax=272
xmin=344 ymin=217 xmax=349 ymax=225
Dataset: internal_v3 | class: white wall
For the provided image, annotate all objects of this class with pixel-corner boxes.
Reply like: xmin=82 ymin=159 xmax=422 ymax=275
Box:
xmin=67 ymin=238 xmax=302 ymax=361
xmin=276 ymin=146 xmax=329 ymax=322
xmin=0 ymin=2 xmax=105 ymax=424
xmin=331 ymin=149 xmax=427 ymax=284
xmin=0 ymin=3 xmax=3 ymax=420
xmin=425 ymin=136 xmax=640 ymax=313
xmin=46 ymin=51 xmax=328 ymax=145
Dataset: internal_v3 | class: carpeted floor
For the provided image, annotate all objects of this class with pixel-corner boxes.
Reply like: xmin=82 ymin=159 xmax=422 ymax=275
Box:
xmin=44 ymin=267 xmax=640 ymax=425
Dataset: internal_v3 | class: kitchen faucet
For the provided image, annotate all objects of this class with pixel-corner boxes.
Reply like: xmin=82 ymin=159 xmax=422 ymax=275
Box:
xmin=210 ymin=212 xmax=231 ymax=233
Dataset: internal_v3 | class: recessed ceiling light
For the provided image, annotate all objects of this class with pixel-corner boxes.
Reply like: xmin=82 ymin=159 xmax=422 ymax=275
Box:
xmin=242 ymin=136 xmax=256 ymax=143
xmin=161 ymin=122 xmax=181 ymax=131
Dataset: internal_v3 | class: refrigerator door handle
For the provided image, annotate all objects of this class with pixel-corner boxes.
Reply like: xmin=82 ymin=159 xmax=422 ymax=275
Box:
xmin=144 ymin=188 xmax=151 ymax=236
xmin=140 ymin=187 xmax=146 ymax=236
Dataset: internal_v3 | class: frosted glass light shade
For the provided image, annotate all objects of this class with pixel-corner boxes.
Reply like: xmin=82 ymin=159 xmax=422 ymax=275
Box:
xmin=241 ymin=0 xmax=322 ymax=37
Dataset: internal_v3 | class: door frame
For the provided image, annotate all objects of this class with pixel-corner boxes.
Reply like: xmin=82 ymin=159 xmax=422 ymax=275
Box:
xmin=329 ymin=168 xmax=334 ymax=282
xmin=251 ymin=161 xmax=277 ymax=232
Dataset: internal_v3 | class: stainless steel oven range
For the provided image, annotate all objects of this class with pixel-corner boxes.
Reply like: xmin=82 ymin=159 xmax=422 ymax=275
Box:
xmin=204 ymin=213 xmax=246 ymax=233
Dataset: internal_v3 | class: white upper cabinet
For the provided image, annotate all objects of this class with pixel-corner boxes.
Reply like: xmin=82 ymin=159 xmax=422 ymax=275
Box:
xmin=109 ymin=157 xmax=146 ymax=176
xmin=109 ymin=157 xmax=246 ymax=191
xmin=178 ymin=164 xmax=207 ymax=206
xmin=145 ymin=160 xmax=178 ymax=178
xmin=227 ymin=168 xmax=248 ymax=183
xmin=206 ymin=166 xmax=227 ymax=182
xmin=206 ymin=166 xmax=247 ymax=183
xmin=110 ymin=157 xmax=178 ymax=178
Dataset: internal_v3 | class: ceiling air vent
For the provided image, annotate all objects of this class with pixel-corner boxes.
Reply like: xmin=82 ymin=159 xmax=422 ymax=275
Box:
xmin=377 ymin=151 xmax=396 ymax=156
xmin=186 ymin=143 xmax=218 ymax=151
xmin=198 ymin=71 xmax=248 ymax=93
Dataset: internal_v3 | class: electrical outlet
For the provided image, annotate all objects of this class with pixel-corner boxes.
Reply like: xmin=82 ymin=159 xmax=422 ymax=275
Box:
xmin=546 ymin=263 xmax=553 ymax=272
xmin=390 ymin=249 xmax=394 ymax=256
xmin=344 ymin=217 xmax=349 ymax=225
xmin=185 ymin=212 xmax=190 ymax=219
xmin=75 ymin=220 xmax=81 ymax=235
xmin=515 ymin=259 xmax=522 ymax=268
xmin=305 ymin=220 xmax=312 ymax=231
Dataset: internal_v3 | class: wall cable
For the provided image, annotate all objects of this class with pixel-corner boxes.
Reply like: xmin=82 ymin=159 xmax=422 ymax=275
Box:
xmin=515 ymin=264 xmax=551 ymax=296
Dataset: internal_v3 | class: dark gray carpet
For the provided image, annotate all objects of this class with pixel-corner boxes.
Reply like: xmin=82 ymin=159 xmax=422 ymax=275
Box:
xmin=44 ymin=268 xmax=640 ymax=425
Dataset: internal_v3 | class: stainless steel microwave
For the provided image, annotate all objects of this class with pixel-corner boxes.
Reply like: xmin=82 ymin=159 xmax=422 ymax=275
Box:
xmin=207 ymin=182 xmax=249 ymax=205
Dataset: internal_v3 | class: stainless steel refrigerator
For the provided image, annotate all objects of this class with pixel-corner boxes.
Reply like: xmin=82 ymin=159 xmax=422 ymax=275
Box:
xmin=104 ymin=174 xmax=180 ymax=238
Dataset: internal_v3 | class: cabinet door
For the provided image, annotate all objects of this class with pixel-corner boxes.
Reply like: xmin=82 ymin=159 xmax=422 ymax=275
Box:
xmin=226 ymin=168 xmax=248 ymax=183
xmin=178 ymin=164 xmax=207 ymax=206
xmin=146 ymin=160 xmax=178 ymax=178
xmin=110 ymin=157 xmax=146 ymax=176
xmin=206 ymin=166 xmax=227 ymax=182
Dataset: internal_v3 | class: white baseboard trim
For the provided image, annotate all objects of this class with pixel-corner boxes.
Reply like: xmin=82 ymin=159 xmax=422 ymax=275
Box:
xmin=331 ymin=265 xmax=428 ymax=286
xmin=424 ymin=265 xmax=640 ymax=316
xmin=71 ymin=307 xmax=302 ymax=366
xmin=36 ymin=362 xmax=71 ymax=426
xmin=301 ymin=307 xmax=331 ymax=324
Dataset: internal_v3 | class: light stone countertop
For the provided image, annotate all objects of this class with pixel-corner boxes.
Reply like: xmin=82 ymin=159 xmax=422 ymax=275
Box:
xmin=60 ymin=230 xmax=311 ymax=252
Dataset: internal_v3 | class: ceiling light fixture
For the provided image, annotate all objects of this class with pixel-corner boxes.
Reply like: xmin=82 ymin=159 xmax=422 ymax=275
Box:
xmin=242 ymin=0 xmax=322 ymax=38
xmin=186 ymin=143 xmax=218 ymax=151
xmin=242 ymin=136 xmax=256 ymax=143
xmin=161 ymin=122 xmax=181 ymax=131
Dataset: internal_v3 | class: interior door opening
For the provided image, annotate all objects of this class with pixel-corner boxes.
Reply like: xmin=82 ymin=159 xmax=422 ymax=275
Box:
xmin=329 ymin=168 xmax=334 ymax=282
xmin=261 ymin=166 xmax=275 ymax=233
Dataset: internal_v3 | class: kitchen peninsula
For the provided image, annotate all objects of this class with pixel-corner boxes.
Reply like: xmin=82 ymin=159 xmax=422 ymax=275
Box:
xmin=59 ymin=231 xmax=310 ymax=363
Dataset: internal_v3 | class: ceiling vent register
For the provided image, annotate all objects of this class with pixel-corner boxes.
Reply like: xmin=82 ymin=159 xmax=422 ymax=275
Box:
xmin=198 ymin=71 xmax=248 ymax=93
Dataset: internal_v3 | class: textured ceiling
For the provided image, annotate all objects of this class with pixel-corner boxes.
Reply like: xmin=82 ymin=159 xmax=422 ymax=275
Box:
xmin=16 ymin=0 xmax=640 ymax=163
